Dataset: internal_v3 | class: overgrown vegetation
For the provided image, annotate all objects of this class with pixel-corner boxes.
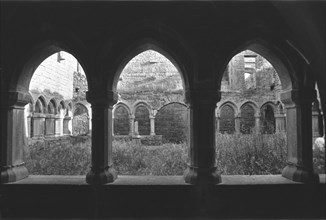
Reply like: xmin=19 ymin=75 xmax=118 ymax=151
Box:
xmin=25 ymin=133 xmax=325 ymax=175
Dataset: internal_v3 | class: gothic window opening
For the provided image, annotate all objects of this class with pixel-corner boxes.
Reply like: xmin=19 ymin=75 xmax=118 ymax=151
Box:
xmin=219 ymin=105 xmax=236 ymax=134
xmin=114 ymin=105 xmax=130 ymax=135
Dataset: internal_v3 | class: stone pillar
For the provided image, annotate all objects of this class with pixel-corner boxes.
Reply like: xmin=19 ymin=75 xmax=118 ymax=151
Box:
xmin=63 ymin=116 xmax=72 ymax=135
xmin=235 ymin=115 xmax=241 ymax=134
xmin=312 ymin=110 xmax=321 ymax=138
xmin=281 ymin=89 xmax=319 ymax=183
xmin=215 ymin=116 xmax=220 ymax=133
xmin=254 ymin=113 xmax=261 ymax=134
xmin=112 ymin=115 xmax=115 ymax=136
xmin=86 ymin=90 xmax=117 ymax=184
xmin=150 ymin=116 xmax=155 ymax=136
xmin=55 ymin=115 xmax=63 ymax=136
xmin=129 ymin=115 xmax=135 ymax=136
xmin=1 ymin=91 xmax=29 ymax=183
xmin=183 ymin=88 xmax=221 ymax=185
xmin=275 ymin=112 xmax=286 ymax=133
xmin=32 ymin=113 xmax=45 ymax=137
xmin=45 ymin=114 xmax=55 ymax=137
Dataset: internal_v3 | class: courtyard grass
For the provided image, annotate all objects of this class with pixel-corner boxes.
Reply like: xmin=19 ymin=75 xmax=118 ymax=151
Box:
xmin=25 ymin=133 xmax=325 ymax=175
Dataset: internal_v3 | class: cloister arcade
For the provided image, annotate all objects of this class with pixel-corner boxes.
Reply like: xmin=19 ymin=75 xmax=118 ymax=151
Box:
xmin=1 ymin=2 xmax=325 ymax=218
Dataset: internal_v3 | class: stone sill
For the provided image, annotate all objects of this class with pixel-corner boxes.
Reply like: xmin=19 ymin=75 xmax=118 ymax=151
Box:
xmin=6 ymin=174 xmax=326 ymax=185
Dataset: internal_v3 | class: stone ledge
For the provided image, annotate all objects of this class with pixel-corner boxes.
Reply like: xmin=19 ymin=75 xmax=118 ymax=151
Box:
xmin=5 ymin=174 xmax=326 ymax=185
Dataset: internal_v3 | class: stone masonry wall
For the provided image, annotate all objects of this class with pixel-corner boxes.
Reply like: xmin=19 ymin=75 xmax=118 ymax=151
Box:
xmin=29 ymin=52 xmax=77 ymax=100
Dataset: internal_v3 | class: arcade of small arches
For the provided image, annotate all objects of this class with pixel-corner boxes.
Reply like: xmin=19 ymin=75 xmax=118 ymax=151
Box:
xmin=25 ymin=94 xmax=92 ymax=138
xmin=216 ymin=101 xmax=284 ymax=135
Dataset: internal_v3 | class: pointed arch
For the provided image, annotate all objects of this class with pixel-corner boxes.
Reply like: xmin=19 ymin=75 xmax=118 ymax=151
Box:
xmin=239 ymin=101 xmax=259 ymax=117
xmin=218 ymin=101 xmax=239 ymax=116
xmin=101 ymin=22 xmax=192 ymax=93
xmin=113 ymin=101 xmax=131 ymax=117
xmin=132 ymin=101 xmax=153 ymax=117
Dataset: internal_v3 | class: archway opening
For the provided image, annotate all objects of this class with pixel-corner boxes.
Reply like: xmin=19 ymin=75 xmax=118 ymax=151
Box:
xmin=114 ymin=105 xmax=130 ymax=135
xmin=216 ymin=49 xmax=287 ymax=175
xmin=25 ymin=51 xmax=91 ymax=176
xmin=113 ymin=49 xmax=187 ymax=176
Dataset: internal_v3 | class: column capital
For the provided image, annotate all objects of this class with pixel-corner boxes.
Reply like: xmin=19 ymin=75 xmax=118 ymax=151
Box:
xmin=7 ymin=91 xmax=31 ymax=108
xmin=280 ymin=89 xmax=316 ymax=107
xmin=86 ymin=90 xmax=118 ymax=107
xmin=149 ymin=116 xmax=155 ymax=119
xmin=185 ymin=88 xmax=221 ymax=106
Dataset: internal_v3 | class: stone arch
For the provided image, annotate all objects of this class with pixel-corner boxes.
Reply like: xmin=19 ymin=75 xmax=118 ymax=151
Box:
xmin=47 ymin=98 xmax=58 ymax=115
xmin=10 ymin=38 xmax=89 ymax=96
xmin=218 ymin=101 xmax=238 ymax=134
xmin=239 ymin=101 xmax=259 ymax=116
xmin=113 ymin=102 xmax=131 ymax=117
xmin=134 ymin=102 xmax=151 ymax=135
xmin=155 ymin=102 xmax=188 ymax=143
xmin=216 ymin=38 xmax=300 ymax=93
xmin=260 ymin=102 xmax=276 ymax=134
xmin=157 ymin=101 xmax=187 ymax=112
xmin=113 ymin=103 xmax=131 ymax=136
xmin=218 ymin=101 xmax=238 ymax=116
xmin=132 ymin=101 xmax=153 ymax=117
xmin=35 ymin=95 xmax=47 ymax=114
xmin=72 ymin=103 xmax=89 ymax=135
xmin=239 ymin=101 xmax=258 ymax=134
xmin=102 ymin=22 xmax=191 ymax=93
xmin=58 ymin=100 xmax=66 ymax=117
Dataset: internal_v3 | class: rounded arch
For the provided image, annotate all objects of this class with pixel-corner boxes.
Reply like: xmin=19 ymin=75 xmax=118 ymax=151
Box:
xmin=157 ymin=101 xmax=187 ymax=112
xmin=101 ymin=22 xmax=192 ymax=93
xmin=132 ymin=101 xmax=153 ymax=117
xmin=113 ymin=101 xmax=131 ymax=117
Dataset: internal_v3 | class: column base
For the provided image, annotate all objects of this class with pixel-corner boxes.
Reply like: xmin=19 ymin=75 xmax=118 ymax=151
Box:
xmin=1 ymin=164 xmax=29 ymax=183
xmin=86 ymin=166 xmax=117 ymax=185
xmin=184 ymin=165 xmax=221 ymax=185
xmin=282 ymin=164 xmax=319 ymax=183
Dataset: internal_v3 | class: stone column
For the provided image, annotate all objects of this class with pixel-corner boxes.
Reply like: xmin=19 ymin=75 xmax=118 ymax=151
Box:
xmin=63 ymin=116 xmax=72 ymax=135
xmin=235 ymin=115 xmax=241 ymax=134
xmin=183 ymin=89 xmax=221 ymax=185
xmin=32 ymin=113 xmax=45 ymax=137
xmin=215 ymin=115 xmax=220 ymax=133
xmin=275 ymin=112 xmax=286 ymax=133
xmin=312 ymin=110 xmax=321 ymax=138
xmin=54 ymin=115 xmax=63 ymax=136
xmin=150 ymin=116 xmax=155 ymax=136
xmin=86 ymin=90 xmax=118 ymax=184
xmin=112 ymin=115 xmax=115 ymax=136
xmin=1 ymin=91 xmax=29 ymax=183
xmin=129 ymin=115 xmax=135 ymax=136
xmin=26 ymin=114 xmax=31 ymax=138
xmin=254 ymin=113 xmax=261 ymax=134
xmin=45 ymin=114 xmax=55 ymax=137
xmin=280 ymin=89 xmax=319 ymax=183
